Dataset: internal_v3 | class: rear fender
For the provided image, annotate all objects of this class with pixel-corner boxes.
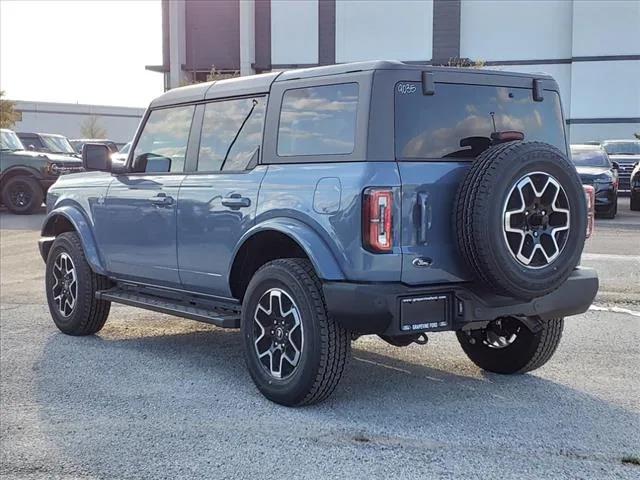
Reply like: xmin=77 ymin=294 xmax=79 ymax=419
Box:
xmin=231 ymin=217 xmax=345 ymax=282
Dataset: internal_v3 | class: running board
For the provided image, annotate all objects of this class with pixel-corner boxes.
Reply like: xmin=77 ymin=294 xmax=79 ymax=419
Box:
xmin=97 ymin=287 xmax=241 ymax=328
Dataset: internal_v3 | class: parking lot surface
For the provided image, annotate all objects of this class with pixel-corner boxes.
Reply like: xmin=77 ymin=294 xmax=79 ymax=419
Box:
xmin=1 ymin=199 xmax=639 ymax=479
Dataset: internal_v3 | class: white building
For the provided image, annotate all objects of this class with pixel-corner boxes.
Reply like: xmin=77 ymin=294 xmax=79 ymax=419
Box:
xmin=147 ymin=0 xmax=640 ymax=142
xmin=13 ymin=101 xmax=145 ymax=143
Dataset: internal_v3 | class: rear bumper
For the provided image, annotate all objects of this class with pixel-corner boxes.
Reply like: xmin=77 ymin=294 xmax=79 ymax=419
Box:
xmin=323 ymin=268 xmax=599 ymax=336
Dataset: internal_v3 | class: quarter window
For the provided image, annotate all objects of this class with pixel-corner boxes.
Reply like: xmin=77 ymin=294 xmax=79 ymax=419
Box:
xmin=197 ymin=97 xmax=266 ymax=172
xmin=277 ymin=83 xmax=359 ymax=157
xmin=132 ymin=105 xmax=195 ymax=173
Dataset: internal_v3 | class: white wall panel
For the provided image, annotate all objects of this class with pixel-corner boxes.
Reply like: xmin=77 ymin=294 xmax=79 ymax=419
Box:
xmin=460 ymin=0 xmax=572 ymax=61
xmin=487 ymin=63 xmax=573 ymax=115
xmin=271 ymin=0 xmax=318 ymax=64
xmin=335 ymin=0 xmax=433 ymax=63
xmin=569 ymin=123 xmax=640 ymax=144
xmin=570 ymin=61 xmax=640 ymax=118
xmin=572 ymin=0 xmax=640 ymax=56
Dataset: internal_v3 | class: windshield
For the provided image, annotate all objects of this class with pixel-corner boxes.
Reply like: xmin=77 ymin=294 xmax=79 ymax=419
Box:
xmin=41 ymin=135 xmax=76 ymax=154
xmin=395 ymin=83 xmax=566 ymax=160
xmin=120 ymin=142 xmax=131 ymax=154
xmin=570 ymin=148 xmax=610 ymax=167
xmin=0 ymin=130 xmax=25 ymax=151
xmin=602 ymin=141 xmax=640 ymax=155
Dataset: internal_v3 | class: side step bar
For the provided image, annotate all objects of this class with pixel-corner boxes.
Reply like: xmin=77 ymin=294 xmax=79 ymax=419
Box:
xmin=97 ymin=287 xmax=241 ymax=328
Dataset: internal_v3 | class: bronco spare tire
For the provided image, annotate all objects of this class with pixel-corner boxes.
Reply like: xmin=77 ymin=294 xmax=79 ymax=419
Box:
xmin=455 ymin=141 xmax=586 ymax=300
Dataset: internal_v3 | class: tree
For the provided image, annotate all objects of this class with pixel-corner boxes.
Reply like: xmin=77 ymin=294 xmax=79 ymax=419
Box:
xmin=80 ymin=115 xmax=107 ymax=138
xmin=0 ymin=91 xmax=20 ymax=129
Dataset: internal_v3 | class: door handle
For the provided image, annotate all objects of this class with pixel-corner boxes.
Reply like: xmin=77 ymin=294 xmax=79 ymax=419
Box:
xmin=149 ymin=192 xmax=174 ymax=207
xmin=222 ymin=194 xmax=251 ymax=208
xmin=418 ymin=192 xmax=431 ymax=244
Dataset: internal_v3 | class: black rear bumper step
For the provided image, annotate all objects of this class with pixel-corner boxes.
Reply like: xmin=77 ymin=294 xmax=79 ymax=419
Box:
xmin=97 ymin=288 xmax=241 ymax=328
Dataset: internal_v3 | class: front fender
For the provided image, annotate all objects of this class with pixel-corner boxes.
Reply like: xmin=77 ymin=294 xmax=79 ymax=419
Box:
xmin=40 ymin=205 xmax=107 ymax=275
xmin=233 ymin=217 xmax=346 ymax=281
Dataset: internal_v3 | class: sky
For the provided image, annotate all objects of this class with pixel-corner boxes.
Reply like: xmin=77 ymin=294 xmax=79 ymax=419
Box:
xmin=0 ymin=0 xmax=165 ymax=107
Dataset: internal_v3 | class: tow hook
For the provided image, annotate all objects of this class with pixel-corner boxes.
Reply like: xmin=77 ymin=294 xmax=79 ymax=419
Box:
xmin=379 ymin=333 xmax=429 ymax=347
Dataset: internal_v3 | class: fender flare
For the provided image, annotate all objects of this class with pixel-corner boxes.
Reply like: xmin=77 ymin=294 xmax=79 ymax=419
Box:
xmin=0 ymin=166 xmax=45 ymax=186
xmin=40 ymin=205 xmax=107 ymax=275
xmin=231 ymin=217 xmax=346 ymax=281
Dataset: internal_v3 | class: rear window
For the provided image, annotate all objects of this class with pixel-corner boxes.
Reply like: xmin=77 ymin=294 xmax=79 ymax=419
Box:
xmin=277 ymin=83 xmax=358 ymax=157
xmin=570 ymin=148 xmax=609 ymax=167
xmin=395 ymin=83 xmax=566 ymax=160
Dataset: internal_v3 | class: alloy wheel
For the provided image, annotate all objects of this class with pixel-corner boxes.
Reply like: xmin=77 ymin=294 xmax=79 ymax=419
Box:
xmin=253 ymin=288 xmax=303 ymax=379
xmin=51 ymin=252 xmax=77 ymax=317
xmin=503 ymin=172 xmax=570 ymax=268
xmin=9 ymin=181 xmax=32 ymax=209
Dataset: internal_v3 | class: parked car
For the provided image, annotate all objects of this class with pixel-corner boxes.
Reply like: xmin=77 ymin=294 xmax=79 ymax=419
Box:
xmin=570 ymin=144 xmax=618 ymax=218
xmin=109 ymin=141 xmax=131 ymax=167
xmin=70 ymin=139 xmax=119 ymax=155
xmin=1 ymin=129 xmax=83 ymax=214
xmin=601 ymin=140 xmax=640 ymax=194
xmin=630 ymin=161 xmax=640 ymax=211
xmin=17 ymin=132 xmax=79 ymax=159
xmin=38 ymin=61 xmax=598 ymax=406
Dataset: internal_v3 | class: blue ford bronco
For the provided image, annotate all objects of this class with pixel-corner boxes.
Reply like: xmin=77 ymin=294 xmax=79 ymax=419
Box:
xmin=39 ymin=61 xmax=598 ymax=406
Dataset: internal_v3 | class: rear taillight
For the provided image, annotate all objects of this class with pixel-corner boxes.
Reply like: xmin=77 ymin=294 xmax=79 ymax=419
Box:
xmin=583 ymin=185 xmax=595 ymax=238
xmin=363 ymin=187 xmax=393 ymax=252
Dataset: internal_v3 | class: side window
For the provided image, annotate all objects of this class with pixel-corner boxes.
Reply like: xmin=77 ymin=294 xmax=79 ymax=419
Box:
xmin=22 ymin=136 xmax=44 ymax=150
xmin=132 ymin=105 xmax=195 ymax=173
xmin=197 ymin=96 xmax=266 ymax=172
xmin=277 ymin=83 xmax=358 ymax=157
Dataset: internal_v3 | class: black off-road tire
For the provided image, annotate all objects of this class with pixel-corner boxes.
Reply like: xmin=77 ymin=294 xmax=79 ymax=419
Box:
xmin=457 ymin=317 xmax=564 ymax=374
xmin=241 ymin=258 xmax=350 ymax=406
xmin=1 ymin=175 xmax=44 ymax=214
xmin=45 ymin=232 xmax=111 ymax=335
xmin=455 ymin=141 xmax=587 ymax=300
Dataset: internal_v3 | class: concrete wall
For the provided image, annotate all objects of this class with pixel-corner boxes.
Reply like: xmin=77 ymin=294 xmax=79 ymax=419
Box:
xmin=460 ymin=0 xmax=573 ymax=61
xmin=271 ymin=0 xmax=318 ymax=64
xmin=13 ymin=101 xmax=145 ymax=143
xmin=335 ymin=0 xmax=433 ymax=63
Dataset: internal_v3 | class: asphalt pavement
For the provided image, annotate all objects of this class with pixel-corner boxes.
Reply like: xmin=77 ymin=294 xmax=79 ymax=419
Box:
xmin=1 ymin=198 xmax=639 ymax=479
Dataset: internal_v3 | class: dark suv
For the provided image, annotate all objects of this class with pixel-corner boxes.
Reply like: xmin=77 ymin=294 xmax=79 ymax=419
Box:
xmin=570 ymin=144 xmax=618 ymax=218
xmin=1 ymin=129 xmax=83 ymax=214
xmin=38 ymin=61 xmax=598 ymax=406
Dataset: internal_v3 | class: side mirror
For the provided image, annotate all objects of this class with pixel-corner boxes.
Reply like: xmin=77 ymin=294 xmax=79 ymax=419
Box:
xmin=82 ymin=143 xmax=111 ymax=171
xmin=145 ymin=156 xmax=171 ymax=173
xmin=612 ymin=161 xmax=619 ymax=170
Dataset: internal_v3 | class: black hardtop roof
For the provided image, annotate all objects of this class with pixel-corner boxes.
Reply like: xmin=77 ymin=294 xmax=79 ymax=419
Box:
xmin=149 ymin=60 xmax=556 ymax=108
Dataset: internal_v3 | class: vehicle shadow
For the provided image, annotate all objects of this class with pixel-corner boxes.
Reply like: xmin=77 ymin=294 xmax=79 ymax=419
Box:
xmin=31 ymin=324 xmax=639 ymax=478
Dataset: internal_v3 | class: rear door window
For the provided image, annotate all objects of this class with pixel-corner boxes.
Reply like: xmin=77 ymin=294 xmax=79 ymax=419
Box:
xmin=277 ymin=83 xmax=358 ymax=157
xmin=197 ymin=96 xmax=266 ymax=172
xmin=395 ymin=83 xmax=566 ymax=160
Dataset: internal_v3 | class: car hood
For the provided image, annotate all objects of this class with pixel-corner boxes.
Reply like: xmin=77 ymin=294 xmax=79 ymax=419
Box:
xmin=575 ymin=166 xmax=610 ymax=176
xmin=14 ymin=150 xmax=82 ymax=163
xmin=608 ymin=154 xmax=640 ymax=164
